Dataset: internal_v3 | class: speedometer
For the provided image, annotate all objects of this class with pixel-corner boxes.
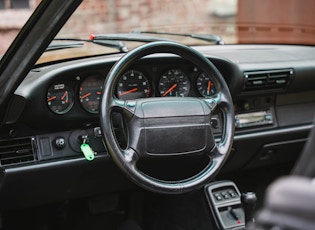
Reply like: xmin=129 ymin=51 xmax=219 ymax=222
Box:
xmin=159 ymin=68 xmax=190 ymax=97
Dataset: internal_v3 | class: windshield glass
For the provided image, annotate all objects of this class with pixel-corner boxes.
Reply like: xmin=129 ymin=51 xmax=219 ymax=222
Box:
xmin=40 ymin=0 xmax=237 ymax=63
xmin=2 ymin=0 xmax=315 ymax=64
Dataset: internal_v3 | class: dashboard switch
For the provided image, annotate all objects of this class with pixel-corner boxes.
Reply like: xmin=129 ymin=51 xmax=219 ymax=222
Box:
xmin=211 ymin=118 xmax=218 ymax=129
xmin=54 ymin=137 xmax=66 ymax=150
xmin=214 ymin=194 xmax=223 ymax=201
xmin=94 ymin=127 xmax=102 ymax=137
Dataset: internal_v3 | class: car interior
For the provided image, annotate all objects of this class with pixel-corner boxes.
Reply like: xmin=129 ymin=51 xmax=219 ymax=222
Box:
xmin=0 ymin=0 xmax=314 ymax=230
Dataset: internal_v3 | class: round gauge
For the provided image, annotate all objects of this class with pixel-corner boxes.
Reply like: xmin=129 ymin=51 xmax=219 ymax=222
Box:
xmin=159 ymin=69 xmax=190 ymax=97
xmin=196 ymin=72 xmax=217 ymax=97
xmin=116 ymin=70 xmax=151 ymax=100
xmin=47 ymin=83 xmax=74 ymax=114
xmin=79 ymin=75 xmax=104 ymax=113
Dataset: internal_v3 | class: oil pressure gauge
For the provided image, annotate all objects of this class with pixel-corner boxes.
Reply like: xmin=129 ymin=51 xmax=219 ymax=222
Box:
xmin=47 ymin=83 xmax=74 ymax=114
xmin=79 ymin=75 xmax=103 ymax=113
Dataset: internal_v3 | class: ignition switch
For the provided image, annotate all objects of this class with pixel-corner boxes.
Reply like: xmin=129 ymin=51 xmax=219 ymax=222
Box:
xmin=79 ymin=135 xmax=95 ymax=161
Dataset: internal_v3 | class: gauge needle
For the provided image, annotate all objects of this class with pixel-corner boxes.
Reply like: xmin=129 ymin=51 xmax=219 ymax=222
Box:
xmin=162 ymin=84 xmax=177 ymax=97
xmin=207 ymin=81 xmax=211 ymax=95
xmin=119 ymin=88 xmax=138 ymax=96
xmin=61 ymin=91 xmax=68 ymax=100
xmin=81 ymin=92 xmax=91 ymax=99
xmin=47 ymin=96 xmax=56 ymax=102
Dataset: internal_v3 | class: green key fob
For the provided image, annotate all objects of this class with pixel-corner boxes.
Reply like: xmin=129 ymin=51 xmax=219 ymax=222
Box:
xmin=80 ymin=143 xmax=95 ymax=161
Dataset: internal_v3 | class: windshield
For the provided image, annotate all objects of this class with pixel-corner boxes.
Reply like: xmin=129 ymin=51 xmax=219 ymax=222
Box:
xmin=2 ymin=0 xmax=315 ymax=64
xmin=39 ymin=0 xmax=236 ymax=63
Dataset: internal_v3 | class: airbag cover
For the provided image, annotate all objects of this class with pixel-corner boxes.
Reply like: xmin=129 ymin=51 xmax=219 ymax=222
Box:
xmin=130 ymin=98 xmax=214 ymax=156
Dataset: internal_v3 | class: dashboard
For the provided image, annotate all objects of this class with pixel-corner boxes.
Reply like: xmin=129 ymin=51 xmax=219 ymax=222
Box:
xmin=45 ymin=60 xmax=219 ymax=116
xmin=0 ymin=44 xmax=315 ymax=208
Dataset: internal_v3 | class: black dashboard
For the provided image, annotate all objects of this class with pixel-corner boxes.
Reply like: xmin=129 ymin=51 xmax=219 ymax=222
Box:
xmin=0 ymin=44 xmax=315 ymax=209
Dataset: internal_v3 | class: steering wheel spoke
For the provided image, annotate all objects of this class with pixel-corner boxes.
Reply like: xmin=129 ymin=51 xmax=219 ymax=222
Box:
xmin=122 ymin=148 xmax=139 ymax=165
xmin=207 ymin=145 xmax=221 ymax=158
xmin=203 ymin=97 xmax=218 ymax=111
xmin=110 ymin=97 xmax=137 ymax=119
xmin=204 ymin=92 xmax=230 ymax=109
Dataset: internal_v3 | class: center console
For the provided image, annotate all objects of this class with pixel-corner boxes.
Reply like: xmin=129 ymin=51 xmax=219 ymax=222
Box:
xmin=205 ymin=181 xmax=256 ymax=230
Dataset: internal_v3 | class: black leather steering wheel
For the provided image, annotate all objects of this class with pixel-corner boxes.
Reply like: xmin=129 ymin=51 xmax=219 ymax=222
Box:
xmin=100 ymin=41 xmax=234 ymax=194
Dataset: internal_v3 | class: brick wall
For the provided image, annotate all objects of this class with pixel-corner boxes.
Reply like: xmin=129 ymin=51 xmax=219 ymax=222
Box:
xmin=1 ymin=0 xmax=236 ymax=55
xmin=0 ymin=0 xmax=40 ymax=54
xmin=114 ymin=0 xmax=214 ymax=33
xmin=62 ymin=0 xmax=234 ymax=34
xmin=237 ymin=0 xmax=315 ymax=44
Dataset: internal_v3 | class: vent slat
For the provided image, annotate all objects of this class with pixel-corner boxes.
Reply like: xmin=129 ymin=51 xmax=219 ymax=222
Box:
xmin=244 ymin=69 xmax=293 ymax=92
xmin=0 ymin=137 xmax=36 ymax=166
xmin=0 ymin=143 xmax=31 ymax=149
xmin=269 ymin=74 xmax=288 ymax=79
xmin=1 ymin=154 xmax=34 ymax=162
xmin=276 ymin=79 xmax=286 ymax=84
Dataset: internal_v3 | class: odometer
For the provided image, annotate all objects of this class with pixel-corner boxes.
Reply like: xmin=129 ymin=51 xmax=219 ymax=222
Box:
xmin=159 ymin=69 xmax=190 ymax=97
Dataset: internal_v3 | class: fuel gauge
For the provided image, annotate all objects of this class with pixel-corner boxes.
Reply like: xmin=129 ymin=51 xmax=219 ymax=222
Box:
xmin=47 ymin=83 xmax=74 ymax=114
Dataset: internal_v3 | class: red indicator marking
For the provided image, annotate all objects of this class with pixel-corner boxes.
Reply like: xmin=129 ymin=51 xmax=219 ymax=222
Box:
xmin=162 ymin=84 xmax=177 ymax=97
xmin=89 ymin=34 xmax=96 ymax=41
xmin=119 ymin=88 xmax=138 ymax=96
xmin=207 ymin=81 xmax=211 ymax=95
xmin=81 ymin=92 xmax=91 ymax=99
xmin=61 ymin=91 xmax=68 ymax=100
xmin=47 ymin=96 xmax=56 ymax=102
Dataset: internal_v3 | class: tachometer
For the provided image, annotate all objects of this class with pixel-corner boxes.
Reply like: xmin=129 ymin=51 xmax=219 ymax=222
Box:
xmin=159 ymin=68 xmax=190 ymax=97
xmin=116 ymin=70 xmax=151 ymax=100
xmin=196 ymin=72 xmax=216 ymax=97
xmin=79 ymin=75 xmax=103 ymax=113
xmin=47 ymin=83 xmax=74 ymax=114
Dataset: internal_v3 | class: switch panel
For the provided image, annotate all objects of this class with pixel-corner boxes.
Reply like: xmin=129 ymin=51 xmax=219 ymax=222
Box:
xmin=205 ymin=181 xmax=245 ymax=230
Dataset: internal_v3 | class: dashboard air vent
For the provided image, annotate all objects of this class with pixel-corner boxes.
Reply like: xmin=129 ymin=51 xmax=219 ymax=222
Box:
xmin=0 ymin=137 xmax=36 ymax=166
xmin=244 ymin=69 xmax=293 ymax=92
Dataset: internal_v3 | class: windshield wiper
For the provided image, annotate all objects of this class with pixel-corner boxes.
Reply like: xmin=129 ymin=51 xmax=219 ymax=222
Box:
xmin=131 ymin=31 xmax=224 ymax=45
xmin=90 ymin=33 xmax=175 ymax=43
xmin=48 ymin=30 xmax=222 ymax=54
xmin=49 ymin=38 xmax=128 ymax=53
xmin=49 ymin=33 xmax=172 ymax=53
xmin=46 ymin=41 xmax=84 ymax=52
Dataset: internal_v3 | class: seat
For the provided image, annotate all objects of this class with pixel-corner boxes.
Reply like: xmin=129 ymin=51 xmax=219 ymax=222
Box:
xmin=250 ymin=115 xmax=315 ymax=230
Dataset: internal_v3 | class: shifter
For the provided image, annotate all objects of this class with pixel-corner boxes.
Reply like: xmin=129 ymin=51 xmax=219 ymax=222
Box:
xmin=241 ymin=192 xmax=257 ymax=224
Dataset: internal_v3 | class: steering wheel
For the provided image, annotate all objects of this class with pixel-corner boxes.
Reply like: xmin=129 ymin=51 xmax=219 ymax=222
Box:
xmin=100 ymin=41 xmax=234 ymax=194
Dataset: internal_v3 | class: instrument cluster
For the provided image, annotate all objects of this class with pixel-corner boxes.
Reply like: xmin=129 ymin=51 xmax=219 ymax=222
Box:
xmin=46 ymin=66 xmax=218 ymax=115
